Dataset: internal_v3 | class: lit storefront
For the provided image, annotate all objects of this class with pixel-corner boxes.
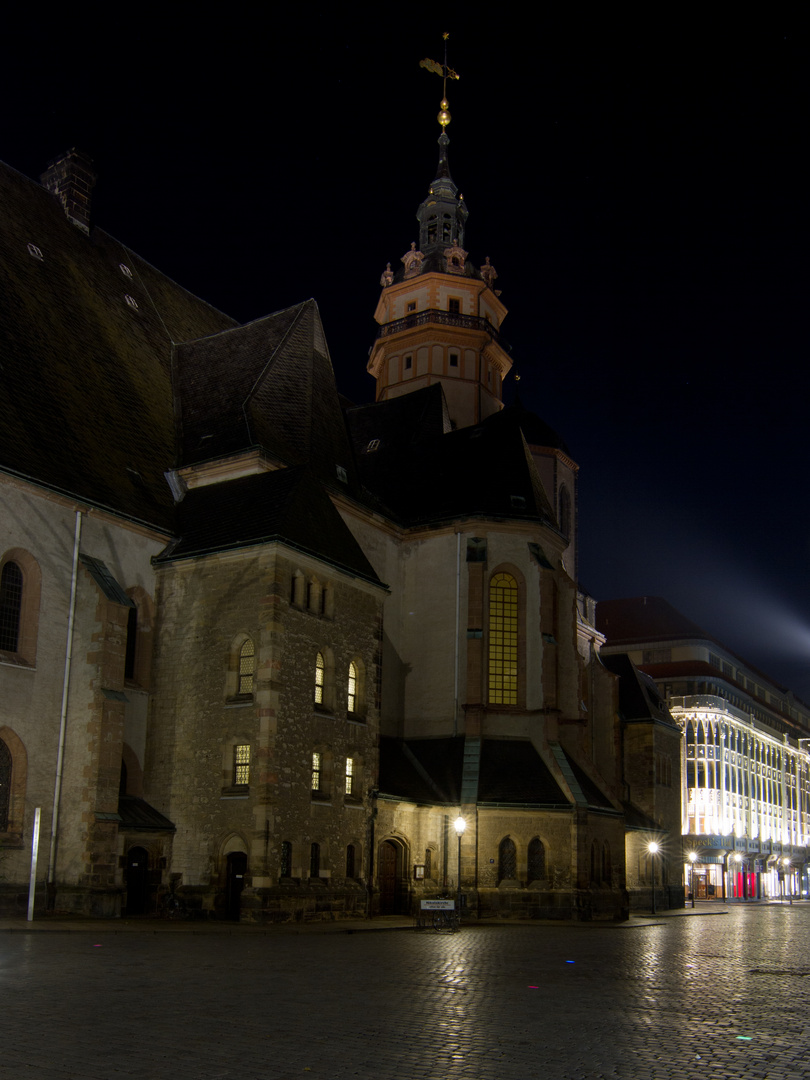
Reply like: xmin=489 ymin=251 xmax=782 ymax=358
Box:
xmin=675 ymin=695 xmax=810 ymax=899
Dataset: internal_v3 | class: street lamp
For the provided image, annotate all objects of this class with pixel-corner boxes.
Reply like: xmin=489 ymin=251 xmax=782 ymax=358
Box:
xmin=688 ymin=852 xmax=697 ymax=908
xmin=648 ymin=842 xmax=660 ymax=915
xmin=454 ymin=815 xmax=466 ymax=919
xmin=783 ymin=857 xmax=792 ymax=905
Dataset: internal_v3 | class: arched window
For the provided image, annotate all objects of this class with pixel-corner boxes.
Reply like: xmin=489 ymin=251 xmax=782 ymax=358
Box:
xmin=602 ymin=841 xmax=611 ymax=884
xmin=527 ymin=838 xmax=546 ymax=882
xmin=488 ymin=573 xmax=518 ymax=705
xmin=498 ymin=837 xmax=517 ymax=883
xmin=591 ymin=840 xmax=600 ymax=884
xmin=0 ymin=562 xmax=23 ymax=652
xmin=424 ymin=847 xmax=433 ymax=880
xmin=238 ymin=638 xmax=255 ymax=696
xmin=314 ymin=652 xmax=325 ymax=705
xmin=347 ymin=662 xmax=358 ymax=714
xmin=310 ymin=842 xmax=320 ymax=879
xmin=0 ymin=737 xmax=11 ymax=831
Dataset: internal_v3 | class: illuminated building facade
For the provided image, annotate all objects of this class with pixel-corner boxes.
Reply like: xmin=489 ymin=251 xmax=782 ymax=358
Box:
xmin=598 ymin=597 xmax=810 ymax=900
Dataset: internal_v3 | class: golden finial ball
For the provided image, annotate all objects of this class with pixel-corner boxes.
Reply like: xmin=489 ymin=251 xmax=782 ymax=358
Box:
xmin=438 ymin=98 xmax=451 ymax=127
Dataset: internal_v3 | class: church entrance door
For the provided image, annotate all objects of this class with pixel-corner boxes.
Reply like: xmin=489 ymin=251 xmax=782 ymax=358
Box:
xmin=125 ymin=846 xmax=149 ymax=915
xmin=378 ymin=840 xmax=403 ymax=914
xmin=225 ymin=851 xmax=247 ymax=920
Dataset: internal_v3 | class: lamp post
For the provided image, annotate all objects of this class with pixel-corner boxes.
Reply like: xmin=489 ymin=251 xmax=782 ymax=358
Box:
xmin=648 ymin=842 xmax=659 ymax=915
xmin=688 ymin=852 xmax=697 ymax=908
xmin=454 ymin=815 xmax=466 ymax=918
xmin=783 ymin=857 xmax=792 ymax=905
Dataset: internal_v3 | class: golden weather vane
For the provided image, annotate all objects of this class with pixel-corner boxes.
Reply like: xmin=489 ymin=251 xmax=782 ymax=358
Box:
xmin=419 ymin=32 xmax=460 ymax=130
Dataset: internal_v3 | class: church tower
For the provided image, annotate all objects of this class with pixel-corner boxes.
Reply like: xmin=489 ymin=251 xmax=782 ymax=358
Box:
xmin=367 ymin=60 xmax=512 ymax=431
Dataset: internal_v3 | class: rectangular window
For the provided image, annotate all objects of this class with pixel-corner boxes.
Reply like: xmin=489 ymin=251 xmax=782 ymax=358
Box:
xmin=233 ymin=744 xmax=250 ymax=786
xmin=345 ymin=757 xmax=353 ymax=796
xmin=448 ymin=298 xmax=461 ymax=313
xmin=404 ymin=355 xmax=412 ymax=371
xmin=311 ymin=752 xmax=321 ymax=791
xmin=406 ymin=301 xmax=416 ymax=312
xmin=449 ymin=352 xmax=459 ymax=368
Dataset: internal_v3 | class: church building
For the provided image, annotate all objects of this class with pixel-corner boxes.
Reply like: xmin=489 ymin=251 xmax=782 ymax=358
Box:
xmin=0 ymin=85 xmax=682 ymax=921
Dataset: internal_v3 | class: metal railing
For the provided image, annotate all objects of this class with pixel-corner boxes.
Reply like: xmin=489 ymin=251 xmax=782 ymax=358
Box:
xmin=375 ymin=309 xmax=507 ymax=349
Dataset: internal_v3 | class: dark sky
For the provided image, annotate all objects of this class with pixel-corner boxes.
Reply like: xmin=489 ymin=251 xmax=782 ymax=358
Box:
xmin=3 ymin=14 xmax=808 ymax=697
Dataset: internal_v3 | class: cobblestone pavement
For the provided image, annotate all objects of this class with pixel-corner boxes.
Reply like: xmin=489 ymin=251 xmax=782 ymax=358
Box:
xmin=2 ymin=905 xmax=809 ymax=1080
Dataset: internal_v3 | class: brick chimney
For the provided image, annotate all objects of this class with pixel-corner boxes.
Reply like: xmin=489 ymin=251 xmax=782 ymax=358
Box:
xmin=41 ymin=149 xmax=97 ymax=234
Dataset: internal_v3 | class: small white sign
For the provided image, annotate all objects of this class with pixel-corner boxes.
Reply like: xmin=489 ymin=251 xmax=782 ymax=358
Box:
xmin=421 ymin=899 xmax=455 ymax=910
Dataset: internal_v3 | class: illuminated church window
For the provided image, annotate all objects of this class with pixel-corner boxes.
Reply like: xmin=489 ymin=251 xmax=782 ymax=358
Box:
xmin=239 ymin=638 xmax=254 ymax=695
xmin=488 ymin=572 xmax=518 ymax=705
xmin=314 ymin=652 xmax=325 ymax=705
xmin=0 ymin=561 xmax=23 ymax=652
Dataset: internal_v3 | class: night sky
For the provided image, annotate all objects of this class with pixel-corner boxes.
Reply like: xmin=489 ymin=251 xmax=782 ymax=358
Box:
xmin=2 ymin=15 xmax=808 ymax=697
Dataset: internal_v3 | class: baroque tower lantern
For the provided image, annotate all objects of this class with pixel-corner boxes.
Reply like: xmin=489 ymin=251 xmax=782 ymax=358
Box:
xmin=367 ymin=54 xmax=512 ymax=431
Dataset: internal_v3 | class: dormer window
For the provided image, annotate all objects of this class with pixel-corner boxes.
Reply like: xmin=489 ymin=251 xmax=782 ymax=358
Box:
xmin=119 ymin=263 xmax=133 ymax=278
xmin=27 ymin=243 xmax=43 ymax=260
xmin=365 ymin=439 xmax=380 ymax=453
xmin=124 ymin=294 xmax=139 ymax=309
xmin=336 ymin=465 xmax=348 ymax=483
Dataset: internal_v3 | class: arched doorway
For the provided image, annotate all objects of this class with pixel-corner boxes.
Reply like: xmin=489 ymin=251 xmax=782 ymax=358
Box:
xmin=125 ymin=846 xmax=149 ymax=915
xmin=378 ymin=839 xmax=406 ymax=914
xmin=225 ymin=851 xmax=247 ymax=920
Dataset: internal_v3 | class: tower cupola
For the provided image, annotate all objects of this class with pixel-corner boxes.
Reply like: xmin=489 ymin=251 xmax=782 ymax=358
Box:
xmin=417 ymin=132 xmax=469 ymax=255
xmin=367 ymin=39 xmax=512 ymax=430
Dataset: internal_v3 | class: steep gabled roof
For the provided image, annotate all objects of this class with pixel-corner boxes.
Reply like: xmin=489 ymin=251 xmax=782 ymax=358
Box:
xmin=175 ymin=300 xmax=357 ymax=490
xmin=0 ymin=158 xmax=236 ymax=529
xmin=600 ymin=652 xmax=676 ymax=726
xmin=597 ymin=596 xmax=711 ymax=646
xmin=155 ymin=467 xmax=382 ymax=585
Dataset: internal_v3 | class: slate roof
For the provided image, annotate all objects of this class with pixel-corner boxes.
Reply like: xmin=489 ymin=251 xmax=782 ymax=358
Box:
xmin=155 ymin=467 xmax=382 ymax=585
xmin=596 ymin=597 xmax=712 ymax=646
xmin=491 ymin=401 xmax=572 ymax=458
xmin=0 ymin=158 xmax=236 ymax=529
xmin=600 ymin=653 xmax=677 ymax=727
xmin=175 ymin=300 xmax=358 ymax=490
xmin=347 ymin=387 xmax=557 ymax=529
xmin=379 ymin=736 xmax=610 ymax=808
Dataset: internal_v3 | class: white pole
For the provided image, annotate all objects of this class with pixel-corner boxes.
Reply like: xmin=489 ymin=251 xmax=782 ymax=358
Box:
xmin=27 ymin=807 xmax=41 ymax=921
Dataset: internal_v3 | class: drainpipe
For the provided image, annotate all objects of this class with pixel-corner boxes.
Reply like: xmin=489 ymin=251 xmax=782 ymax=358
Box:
xmin=46 ymin=509 xmax=82 ymax=901
xmin=454 ymin=531 xmax=461 ymax=737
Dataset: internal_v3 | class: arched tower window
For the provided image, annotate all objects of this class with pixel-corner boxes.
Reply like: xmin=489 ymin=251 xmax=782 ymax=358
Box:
xmin=314 ymin=652 xmax=325 ymax=705
xmin=239 ymin=638 xmax=255 ymax=696
xmin=488 ymin=573 xmax=518 ymax=705
xmin=348 ymin=662 xmax=357 ymax=714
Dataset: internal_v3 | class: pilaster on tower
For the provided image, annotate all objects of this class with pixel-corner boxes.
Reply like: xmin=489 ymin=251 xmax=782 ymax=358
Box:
xmin=367 ymin=53 xmax=512 ymax=431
